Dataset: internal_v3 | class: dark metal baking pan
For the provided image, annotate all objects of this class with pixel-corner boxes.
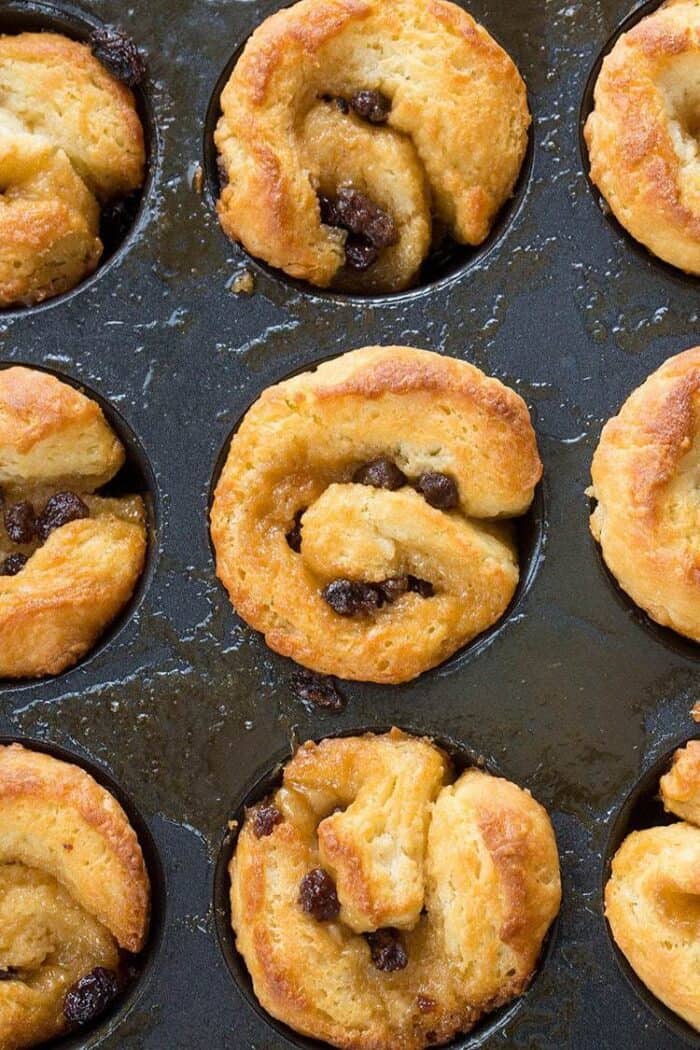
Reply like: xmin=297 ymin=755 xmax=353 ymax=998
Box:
xmin=0 ymin=0 xmax=697 ymax=1046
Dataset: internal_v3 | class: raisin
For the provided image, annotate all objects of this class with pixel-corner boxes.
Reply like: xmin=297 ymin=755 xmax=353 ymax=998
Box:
xmin=344 ymin=237 xmax=379 ymax=272
xmin=1 ymin=554 xmax=28 ymax=576
xmin=37 ymin=492 xmax=89 ymax=541
xmin=417 ymin=995 xmax=436 ymax=1013
xmin=290 ymin=671 xmax=346 ymax=711
xmin=408 ymin=576 xmax=435 ymax=599
xmin=350 ymin=90 xmax=391 ymax=124
xmin=63 ymin=967 xmax=120 ymax=1026
xmin=298 ymin=868 xmax=340 ymax=921
xmin=285 ymin=509 xmax=305 ymax=553
xmin=251 ymin=803 xmax=283 ymax=838
xmin=320 ymin=93 xmax=350 ymax=114
xmin=89 ymin=27 xmax=146 ymax=87
xmin=366 ymin=928 xmax=408 ymax=972
xmin=4 ymin=501 xmax=36 ymax=544
xmin=319 ymin=194 xmax=342 ymax=227
xmin=334 ymin=188 xmax=398 ymax=249
xmin=415 ymin=472 xmax=459 ymax=510
xmin=321 ymin=579 xmax=382 ymax=616
xmin=352 ymin=457 xmax=406 ymax=490
xmin=0 ymin=968 xmax=18 ymax=980
xmin=378 ymin=576 xmax=410 ymax=604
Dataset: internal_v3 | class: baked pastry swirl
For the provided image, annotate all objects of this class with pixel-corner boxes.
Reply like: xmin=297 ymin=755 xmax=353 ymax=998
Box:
xmin=0 ymin=743 xmax=150 ymax=1049
xmin=214 ymin=0 xmax=530 ymax=293
xmin=584 ymin=0 xmax=700 ymax=275
xmin=589 ymin=347 xmax=699 ymax=643
xmin=230 ymin=729 xmax=561 ymax=1050
xmin=0 ymin=366 xmax=148 ymax=678
xmin=0 ymin=31 xmax=145 ymax=307
xmin=211 ymin=346 xmax=542 ymax=683
xmin=606 ymin=740 xmax=700 ymax=1032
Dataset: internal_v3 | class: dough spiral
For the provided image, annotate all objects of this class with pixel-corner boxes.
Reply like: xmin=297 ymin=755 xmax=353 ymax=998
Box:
xmin=215 ymin=0 xmax=530 ymax=292
xmin=0 ymin=31 xmax=145 ymax=307
xmin=589 ymin=347 xmax=700 ymax=643
xmin=0 ymin=366 xmax=148 ymax=678
xmin=0 ymin=744 xmax=150 ymax=1049
xmin=605 ymin=740 xmax=700 ymax=1032
xmin=210 ymin=346 xmax=542 ymax=683
xmin=584 ymin=0 xmax=700 ymax=275
xmin=230 ymin=729 xmax=561 ymax=1050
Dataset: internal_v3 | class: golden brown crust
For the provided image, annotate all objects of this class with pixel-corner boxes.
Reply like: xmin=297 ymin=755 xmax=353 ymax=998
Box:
xmin=0 ymin=31 xmax=145 ymax=307
xmin=584 ymin=0 xmax=700 ymax=274
xmin=589 ymin=347 xmax=700 ymax=642
xmin=230 ymin=730 xmax=561 ymax=1050
xmin=0 ymin=366 xmax=147 ymax=679
xmin=0 ymin=744 xmax=150 ymax=952
xmin=660 ymin=740 xmax=700 ymax=824
xmin=211 ymin=346 xmax=542 ymax=683
xmin=215 ymin=0 xmax=530 ymax=291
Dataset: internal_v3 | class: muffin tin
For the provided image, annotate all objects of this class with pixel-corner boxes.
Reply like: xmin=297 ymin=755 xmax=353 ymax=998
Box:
xmin=0 ymin=0 xmax=697 ymax=1047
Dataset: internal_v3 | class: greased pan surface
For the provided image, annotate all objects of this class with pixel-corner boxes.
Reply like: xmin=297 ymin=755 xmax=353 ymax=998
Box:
xmin=0 ymin=0 xmax=697 ymax=1047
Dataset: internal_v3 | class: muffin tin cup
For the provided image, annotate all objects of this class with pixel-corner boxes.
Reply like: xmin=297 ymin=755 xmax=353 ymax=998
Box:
xmin=602 ymin=734 xmax=700 ymax=1047
xmin=0 ymin=735 xmax=166 ymax=1050
xmin=0 ymin=0 xmax=159 ymax=319
xmin=0 ymin=0 xmax=698 ymax=1046
xmin=213 ymin=724 xmax=561 ymax=1050
xmin=0 ymin=360 xmax=161 ymax=692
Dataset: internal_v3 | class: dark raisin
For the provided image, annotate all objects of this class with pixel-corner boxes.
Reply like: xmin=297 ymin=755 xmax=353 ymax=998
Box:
xmin=1 ymin=553 xmax=28 ymax=576
xmin=4 ymin=501 xmax=36 ymax=544
xmin=63 ymin=967 xmax=120 ymax=1026
xmin=89 ymin=27 xmax=146 ymax=87
xmin=37 ymin=492 xmax=89 ymax=541
xmin=378 ymin=576 xmax=410 ymax=604
xmin=319 ymin=93 xmax=350 ymax=114
xmin=251 ymin=803 xmax=283 ymax=838
xmin=285 ymin=509 xmax=305 ymax=553
xmin=350 ymin=90 xmax=391 ymax=124
xmin=344 ymin=236 xmax=379 ymax=272
xmin=290 ymin=671 xmax=346 ymax=712
xmin=334 ymin=188 xmax=398 ymax=249
xmin=417 ymin=995 xmax=436 ymax=1013
xmin=321 ymin=579 xmax=382 ymax=616
xmin=217 ymin=156 xmax=230 ymax=189
xmin=408 ymin=576 xmax=435 ymax=599
xmin=100 ymin=195 xmax=138 ymax=245
xmin=0 ymin=968 xmax=18 ymax=980
xmin=319 ymin=193 xmax=342 ymax=227
xmin=352 ymin=457 xmax=406 ymax=490
xmin=366 ymin=928 xmax=408 ymax=972
xmin=298 ymin=868 xmax=340 ymax=921
xmin=415 ymin=472 xmax=459 ymax=510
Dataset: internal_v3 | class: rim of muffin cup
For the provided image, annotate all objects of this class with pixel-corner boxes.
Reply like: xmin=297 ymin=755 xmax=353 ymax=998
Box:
xmin=601 ymin=732 xmax=700 ymax=1046
xmin=578 ymin=0 xmax=699 ymax=286
xmin=206 ymin=351 xmax=549 ymax=681
xmin=0 ymin=361 xmax=161 ymax=691
xmin=0 ymin=734 xmax=166 ymax=1049
xmin=201 ymin=23 xmax=536 ymax=306
xmin=212 ymin=723 xmax=562 ymax=1050
xmin=0 ymin=0 xmax=160 ymax=318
